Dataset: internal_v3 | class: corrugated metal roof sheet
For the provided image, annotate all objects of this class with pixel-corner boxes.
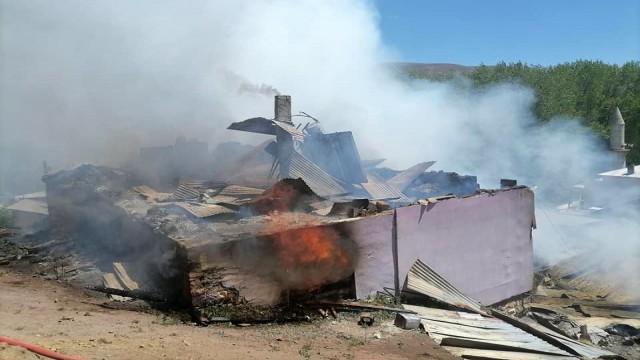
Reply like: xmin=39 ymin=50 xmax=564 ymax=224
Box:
xmin=407 ymin=259 xmax=484 ymax=313
xmin=172 ymin=184 xmax=201 ymax=200
xmin=219 ymin=185 xmax=265 ymax=198
xmin=403 ymin=305 xmax=575 ymax=359
xmin=226 ymin=162 xmax=278 ymax=189
xmin=491 ymin=310 xmax=618 ymax=359
xmin=388 ymin=161 xmax=436 ymax=192
xmin=445 ymin=348 xmax=576 ymax=360
xmin=275 ymin=121 xmax=305 ymax=142
xmin=132 ymin=186 xmax=172 ymax=201
xmin=361 ymin=173 xmax=410 ymax=202
xmin=207 ymin=195 xmax=242 ymax=204
xmin=171 ymin=202 xmax=236 ymax=218
xmin=6 ymin=199 xmax=49 ymax=215
xmin=169 ymin=181 xmax=228 ymax=200
xmin=180 ymin=180 xmax=228 ymax=190
xmin=302 ymin=131 xmax=365 ymax=183
xmin=164 ymin=184 xmax=258 ymax=214
xmin=287 ymin=151 xmax=348 ymax=198
xmin=228 ymin=117 xmax=305 ymax=142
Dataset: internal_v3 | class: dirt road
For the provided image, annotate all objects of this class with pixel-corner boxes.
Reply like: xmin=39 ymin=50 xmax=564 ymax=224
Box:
xmin=0 ymin=268 xmax=459 ymax=360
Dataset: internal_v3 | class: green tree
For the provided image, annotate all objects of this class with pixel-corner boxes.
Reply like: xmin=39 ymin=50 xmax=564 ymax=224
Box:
xmin=403 ymin=60 xmax=640 ymax=165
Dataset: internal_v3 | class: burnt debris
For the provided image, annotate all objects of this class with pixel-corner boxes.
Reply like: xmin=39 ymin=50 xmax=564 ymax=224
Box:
xmin=5 ymin=95 xmax=534 ymax=319
xmin=2 ymin=95 xmax=637 ymax=359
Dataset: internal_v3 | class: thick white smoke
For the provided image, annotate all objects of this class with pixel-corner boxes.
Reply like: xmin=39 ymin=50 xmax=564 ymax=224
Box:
xmin=0 ymin=0 xmax=614 ymax=188
xmin=2 ymin=0 xmax=637 ymax=293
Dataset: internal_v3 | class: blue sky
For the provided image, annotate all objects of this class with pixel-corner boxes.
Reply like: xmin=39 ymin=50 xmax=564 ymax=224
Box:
xmin=374 ymin=0 xmax=639 ymax=66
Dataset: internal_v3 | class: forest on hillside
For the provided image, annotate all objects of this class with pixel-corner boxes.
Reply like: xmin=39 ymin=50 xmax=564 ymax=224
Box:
xmin=404 ymin=61 xmax=640 ymax=164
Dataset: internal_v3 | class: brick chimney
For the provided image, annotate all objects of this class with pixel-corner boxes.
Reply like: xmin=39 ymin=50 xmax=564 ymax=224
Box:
xmin=274 ymin=95 xmax=292 ymax=123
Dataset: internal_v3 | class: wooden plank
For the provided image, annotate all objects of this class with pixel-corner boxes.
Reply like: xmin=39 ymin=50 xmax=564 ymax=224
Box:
xmin=102 ymin=272 xmax=124 ymax=289
xmin=102 ymin=272 xmax=129 ymax=301
xmin=444 ymin=347 xmax=578 ymax=360
xmin=309 ymin=300 xmax=415 ymax=313
xmin=113 ymin=262 xmax=139 ymax=290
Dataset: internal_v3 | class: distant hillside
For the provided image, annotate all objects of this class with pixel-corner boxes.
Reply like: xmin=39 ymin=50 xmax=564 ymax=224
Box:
xmin=388 ymin=62 xmax=479 ymax=77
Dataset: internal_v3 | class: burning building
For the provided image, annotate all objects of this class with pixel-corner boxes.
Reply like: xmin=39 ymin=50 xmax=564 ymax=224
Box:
xmin=41 ymin=95 xmax=537 ymax=314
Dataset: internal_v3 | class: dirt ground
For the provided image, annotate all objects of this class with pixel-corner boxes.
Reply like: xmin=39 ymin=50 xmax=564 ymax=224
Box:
xmin=0 ymin=267 xmax=460 ymax=360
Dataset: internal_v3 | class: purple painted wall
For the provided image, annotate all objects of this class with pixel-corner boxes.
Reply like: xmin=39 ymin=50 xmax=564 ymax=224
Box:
xmin=395 ymin=188 xmax=535 ymax=305
xmin=342 ymin=213 xmax=396 ymax=299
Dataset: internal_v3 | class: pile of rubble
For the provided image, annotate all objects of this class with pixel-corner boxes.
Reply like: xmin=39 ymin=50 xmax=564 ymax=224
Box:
xmin=515 ymin=256 xmax=640 ymax=359
xmin=20 ymin=96 xmax=533 ymax=312
xmin=2 ymin=96 xmax=534 ymax=306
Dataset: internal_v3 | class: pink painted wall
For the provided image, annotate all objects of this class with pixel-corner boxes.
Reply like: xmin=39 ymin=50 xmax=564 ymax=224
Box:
xmin=341 ymin=213 xmax=396 ymax=300
xmin=395 ymin=188 xmax=535 ymax=305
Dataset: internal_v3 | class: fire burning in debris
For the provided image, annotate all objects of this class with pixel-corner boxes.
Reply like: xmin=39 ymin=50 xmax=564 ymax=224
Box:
xmin=274 ymin=226 xmax=349 ymax=268
xmin=263 ymin=219 xmax=357 ymax=289
xmin=250 ymin=178 xmax=322 ymax=215
xmin=252 ymin=183 xmax=302 ymax=215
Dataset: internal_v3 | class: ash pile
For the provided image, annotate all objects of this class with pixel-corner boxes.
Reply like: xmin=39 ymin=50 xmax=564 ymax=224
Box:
xmin=4 ymin=95 xmax=536 ymax=320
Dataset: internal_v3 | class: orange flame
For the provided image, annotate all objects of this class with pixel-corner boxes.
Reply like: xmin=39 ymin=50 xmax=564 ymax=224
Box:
xmin=251 ymin=179 xmax=308 ymax=215
xmin=273 ymin=226 xmax=349 ymax=268
xmin=263 ymin=215 xmax=355 ymax=289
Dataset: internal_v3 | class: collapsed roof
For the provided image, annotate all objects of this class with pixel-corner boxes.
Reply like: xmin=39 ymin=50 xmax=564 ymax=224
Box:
xmin=227 ymin=95 xmax=437 ymax=201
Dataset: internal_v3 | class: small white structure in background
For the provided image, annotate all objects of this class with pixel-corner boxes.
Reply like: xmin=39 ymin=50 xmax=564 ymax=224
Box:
xmin=598 ymin=164 xmax=640 ymax=187
xmin=609 ymin=107 xmax=632 ymax=169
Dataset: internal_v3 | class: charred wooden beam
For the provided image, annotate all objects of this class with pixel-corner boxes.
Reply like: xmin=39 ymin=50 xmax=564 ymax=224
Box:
xmin=304 ymin=300 xmax=416 ymax=314
xmin=87 ymin=285 xmax=167 ymax=303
